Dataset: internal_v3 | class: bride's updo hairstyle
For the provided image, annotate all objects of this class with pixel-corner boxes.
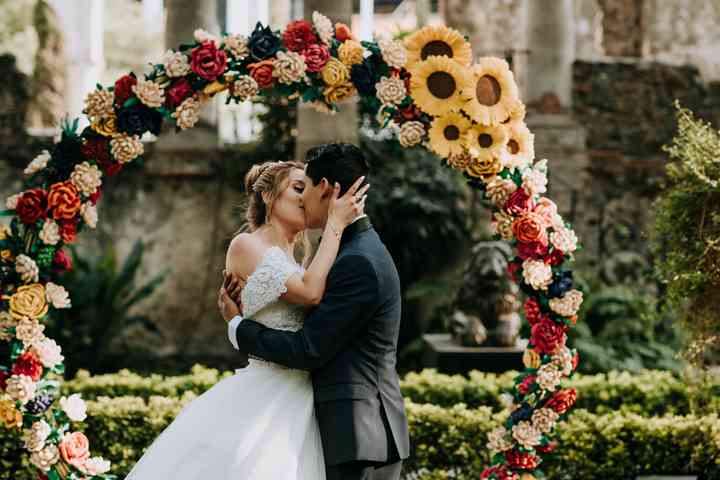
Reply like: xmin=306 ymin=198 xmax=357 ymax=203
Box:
xmin=244 ymin=160 xmax=304 ymax=231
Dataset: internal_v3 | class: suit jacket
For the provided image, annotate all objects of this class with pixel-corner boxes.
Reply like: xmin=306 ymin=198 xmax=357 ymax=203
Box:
xmin=235 ymin=217 xmax=410 ymax=467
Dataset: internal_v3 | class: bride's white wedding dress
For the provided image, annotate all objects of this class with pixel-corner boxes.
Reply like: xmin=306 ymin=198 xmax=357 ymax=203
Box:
xmin=126 ymin=247 xmax=325 ymax=479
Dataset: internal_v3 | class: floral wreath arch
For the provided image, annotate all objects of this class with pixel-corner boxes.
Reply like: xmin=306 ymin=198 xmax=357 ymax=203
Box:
xmin=0 ymin=13 xmax=583 ymax=480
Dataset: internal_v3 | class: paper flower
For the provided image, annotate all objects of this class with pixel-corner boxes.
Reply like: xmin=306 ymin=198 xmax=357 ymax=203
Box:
xmin=162 ymin=50 xmax=190 ymax=77
xmin=398 ymin=121 xmax=426 ymax=148
xmin=272 ymin=50 xmax=307 ymax=85
xmin=376 ymin=76 xmax=407 ymax=107
xmin=70 ymin=162 xmax=103 ymax=197
xmin=461 ymin=57 xmax=520 ymax=125
xmin=487 ymin=426 xmax=513 ymax=453
xmin=404 ymin=25 xmax=472 ymax=68
xmin=312 ymin=11 xmax=334 ymax=46
xmin=512 ymin=421 xmax=542 ymax=449
xmin=465 ymin=123 xmax=509 ymax=161
xmin=11 ymin=352 xmax=43 ymax=381
xmin=45 ymin=282 xmax=71 ymax=309
xmin=531 ymin=408 xmax=559 ymax=434
xmin=80 ymin=457 xmax=111 ymax=476
xmin=224 ymin=34 xmax=249 ymax=60
xmin=428 ymin=111 xmax=471 ymax=158
xmin=504 ymin=121 xmax=534 ymax=171
xmin=537 ymin=363 xmax=563 ymax=391
xmin=80 ymin=203 xmax=98 ymax=229
xmin=321 ymin=57 xmax=350 ymax=87
xmin=302 ymin=43 xmax=330 ymax=73
xmin=323 ymin=82 xmax=356 ymax=104
xmin=446 ymin=150 xmax=473 ymax=170
xmin=172 ymin=97 xmax=202 ymax=130
xmin=486 ymin=176 xmax=518 ymax=207
xmin=11 ymin=284 xmax=49 ymax=320
xmin=39 ymin=219 xmax=60 ymax=246
xmin=110 ymin=134 xmax=144 ymax=163
xmin=522 ymin=259 xmax=553 ymax=290
xmin=24 ymin=420 xmax=51 ymax=452
xmin=5 ymin=193 xmax=20 ymax=210
xmin=60 ymin=394 xmax=88 ymax=422
xmin=190 ymin=41 xmax=228 ymax=81
xmin=378 ymin=38 xmax=407 ymax=69
xmin=83 ymin=90 xmax=114 ymax=119
xmin=132 ymin=79 xmax=165 ymax=108
xmin=523 ymin=348 xmax=541 ymax=369
xmin=232 ymin=75 xmax=259 ymax=101
xmin=549 ymin=289 xmax=583 ymax=317
xmin=338 ymin=39 xmax=364 ymax=66
xmin=30 ymin=444 xmax=59 ymax=471
xmin=16 ymin=189 xmax=48 ymax=225
xmin=550 ymin=227 xmax=579 ymax=254
xmin=491 ymin=211 xmax=515 ymax=241
xmin=0 ymin=399 xmax=23 ymax=429
xmin=47 ymin=181 xmax=81 ymax=221
xmin=24 ymin=150 xmax=51 ymax=176
xmin=409 ymin=56 xmax=470 ymax=116
xmin=16 ymin=254 xmax=39 ymax=283
xmin=31 ymin=337 xmax=64 ymax=367
xmin=531 ymin=317 xmax=566 ymax=355
xmin=6 ymin=374 xmax=37 ymax=404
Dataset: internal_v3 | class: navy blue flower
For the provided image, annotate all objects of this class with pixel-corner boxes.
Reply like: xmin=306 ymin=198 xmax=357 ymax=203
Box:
xmin=548 ymin=269 xmax=574 ymax=298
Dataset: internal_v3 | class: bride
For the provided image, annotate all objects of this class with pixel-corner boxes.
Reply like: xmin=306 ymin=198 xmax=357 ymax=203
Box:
xmin=125 ymin=160 xmax=368 ymax=479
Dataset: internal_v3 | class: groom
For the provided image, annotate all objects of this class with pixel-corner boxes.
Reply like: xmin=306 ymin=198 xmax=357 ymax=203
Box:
xmin=218 ymin=143 xmax=410 ymax=480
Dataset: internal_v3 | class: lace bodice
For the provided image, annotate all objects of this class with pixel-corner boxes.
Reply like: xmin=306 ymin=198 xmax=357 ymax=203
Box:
xmin=241 ymin=246 xmax=306 ymax=332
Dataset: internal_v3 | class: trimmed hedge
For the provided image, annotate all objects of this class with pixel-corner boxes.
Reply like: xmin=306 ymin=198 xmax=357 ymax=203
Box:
xmin=2 ymin=396 xmax=719 ymax=479
xmin=62 ymin=367 xmax=720 ymax=416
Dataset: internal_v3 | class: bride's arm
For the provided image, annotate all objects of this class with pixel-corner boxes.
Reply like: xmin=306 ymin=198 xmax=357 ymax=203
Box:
xmin=281 ymin=178 xmax=368 ymax=306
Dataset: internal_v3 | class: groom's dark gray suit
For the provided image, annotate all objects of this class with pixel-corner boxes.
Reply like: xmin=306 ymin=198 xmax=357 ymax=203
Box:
xmin=234 ymin=217 xmax=410 ymax=479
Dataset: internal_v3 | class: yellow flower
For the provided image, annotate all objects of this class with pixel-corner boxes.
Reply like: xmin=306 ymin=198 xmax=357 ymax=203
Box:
xmin=338 ymin=40 xmax=364 ymax=66
xmin=404 ymin=25 xmax=472 ymax=69
xmin=202 ymin=80 xmax=229 ymax=96
xmin=323 ymin=82 xmax=356 ymax=104
xmin=0 ymin=225 xmax=9 ymax=240
xmin=504 ymin=121 xmax=535 ymax=170
xmin=464 ymin=123 xmax=509 ymax=161
xmin=503 ymin=99 xmax=526 ymax=124
xmin=466 ymin=155 xmax=502 ymax=181
xmin=428 ymin=111 xmax=471 ymax=158
xmin=0 ymin=399 xmax=23 ymax=429
xmin=409 ymin=56 xmax=471 ymax=116
xmin=461 ymin=57 xmax=520 ymax=125
xmin=91 ymin=113 xmax=117 ymax=137
xmin=9 ymin=283 xmax=48 ymax=320
xmin=321 ymin=58 xmax=350 ymax=87
xmin=523 ymin=348 xmax=541 ymax=369
xmin=1 ymin=250 xmax=12 ymax=262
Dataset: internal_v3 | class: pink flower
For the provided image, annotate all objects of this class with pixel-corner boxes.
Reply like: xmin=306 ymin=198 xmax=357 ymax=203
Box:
xmin=534 ymin=197 xmax=559 ymax=228
xmin=302 ymin=43 xmax=330 ymax=72
xmin=59 ymin=432 xmax=90 ymax=467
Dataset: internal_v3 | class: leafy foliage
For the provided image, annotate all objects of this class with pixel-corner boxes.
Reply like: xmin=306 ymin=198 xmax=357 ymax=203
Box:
xmin=652 ymin=102 xmax=720 ymax=357
xmin=45 ymin=240 xmax=169 ymax=376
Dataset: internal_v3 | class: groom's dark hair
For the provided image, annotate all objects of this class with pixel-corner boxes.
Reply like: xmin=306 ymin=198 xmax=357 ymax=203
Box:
xmin=304 ymin=143 xmax=370 ymax=196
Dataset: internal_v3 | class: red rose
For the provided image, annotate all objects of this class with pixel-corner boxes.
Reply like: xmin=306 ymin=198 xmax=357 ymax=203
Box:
xmin=190 ymin=41 xmax=228 ymax=81
xmin=544 ymin=248 xmax=565 ymax=266
xmin=0 ymin=370 xmax=8 ymax=391
xmin=505 ymin=449 xmax=540 ymax=470
xmin=505 ymin=188 xmax=533 ymax=215
xmin=530 ymin=316 xmax=566 ymax=355
xmin=48 ymin=181 xmax=81 ymax=221
xmin=335 ymin=22 xmax=354 ymax=42
xmin=518 ymin=374 xmax=536 ymax=395
xmin=88 ymin=188 xmax=102 ymax=205
xmin=524 ymin=298 xmax=542 ymax=325
xmin=81 ymin=137 xmax=111 ymax=164
xmin=248 ymin=60 xmax=275 ymax=88
xmin=166 ymin=77 xmax=193 ymax=108
xmin=11 ymin=352 xmax=43 ymax=381
xmin=572 ymin=351 xmax=580 ymax=370
xmin=16 ymin=189 xmax=48 ymax=225
xmin=537 ymin=441 xmax=557 ymax=454
xmin=114 ymin=73 xmax=137 ymax=106
xmin=59 ymin=220 xmax=77 ymax=244
xmin=53 ymin=248 xmax=73 ymax=273
xmin=481 ymin=465 xmax=518 ymax=480
xmin=507 ymin=260 xmax=521 ymax=283
xmin=545 ymin=388 xmax=577 ymax=414
xmin=302 ymin=43 xmax=330 ymax=72
xmin=517 ymin=241 xmax=549 ymax=260
xmin=393 ymin=103 xmax=423 ymax=124
xmin=282 ymin=20 xmax=318 ymax=52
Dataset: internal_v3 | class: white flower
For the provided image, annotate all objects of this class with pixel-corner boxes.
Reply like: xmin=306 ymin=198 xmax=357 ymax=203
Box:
xmin=550 ymin=226 xmax=578 ymax=253
xmin=80 ymin=203 xmax=98 ymax=229
xmin=194 ymin=28 xmax=219 ymax=46
xmin=498 ymin=393 xmax=515 ymax=409
xmin=376 ymin=76 xmax=407 ymax=106
xmin=378 ymin=38 xmax=407 ymax=69
xmin=39 ymin=219 xmax=60 ymax=246
xmin=30 ymin=444 xmax=59 ymax=471
xmin=491 ymin=211 xmax=515 ymax=240
xmin=24 ymin=150 xmax=51 ymax=176
xmin=172 ymin=96 xmax=202 ymax=130
xmin=163 ymin=50 xmax=191 ymax=77
xmin=15 ymin=254 xmax=39 ymax=283
xmin=70 ymin=161 xmax=103 ymax=197
xmin=487 ymin=426 xmax=512 ymax=453
xmin=16 ymin=318 xmax=45 ymax=346
xmin=522 ymin=167 xmax=547 ymax=196
xmin=132 ymin=79 xmax=165 ymax=109
xmin=312 ymin=11 xmax=334 ymax=45
xmin=522 ymin=259 xmax=553 ymax=290
xmin=551 ymin=345 xmax=575 ymax=376
xmin=6 ymin=374 xmax=37 ymax=404
xmin=224 ymin=34 xmax=249 ymax=60
xmin=532 ymin=408 xmax=559 ymax=434
xmin=31 ymin=337 xmax=64 ymax=367
xmin=537 ymin=363 xmax=563 ymax=391
xmin=232 ymin=75 xmax=259 ymax=101
xmin=511 ymin=421 xmax=542 ymax=449
xmin=549 ymin=289 xmax=583 ymax=317
xmin=6 ymin=193 xmax=20 ymax=210
xmin=45 ymin=282 xmax=71 ymax=309
xmin=398 ymin=121 xmax=425 ymax=148
xmin=273 ymin=50 xmax=307 ymax=85
xmin=60 ymin=394 xmax=87 ymax=422
xmin=80 ymin=456 xmax=112 ymax=475
xmin=24 ymin=420 xmax=51 ymax=452
xmin=486 ymin=176 xmax=518 ymax=207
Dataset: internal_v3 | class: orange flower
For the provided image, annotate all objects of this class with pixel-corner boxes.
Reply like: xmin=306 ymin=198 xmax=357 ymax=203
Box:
xmin=512 ymin=212 xmax=547 ymax=244
xmin=335 ymin=22 xmax=354 ymax=42
xmin=48 ymin=181 xmax=81 ymax=221
xmin=248 ymin=59 xmax=275 ymax=88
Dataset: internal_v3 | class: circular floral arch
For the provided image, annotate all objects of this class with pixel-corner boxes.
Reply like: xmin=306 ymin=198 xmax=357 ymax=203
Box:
xmin=0 ymin=13 xmax=583 ymax=480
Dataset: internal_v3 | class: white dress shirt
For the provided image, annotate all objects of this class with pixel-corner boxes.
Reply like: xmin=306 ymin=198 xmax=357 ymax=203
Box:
xmin=227 ymin=215 xmax=367 ymax=350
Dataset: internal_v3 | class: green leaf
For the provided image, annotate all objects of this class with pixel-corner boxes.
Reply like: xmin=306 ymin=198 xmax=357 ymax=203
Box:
xmin=123 ymin=97 xmax=139 ymax=108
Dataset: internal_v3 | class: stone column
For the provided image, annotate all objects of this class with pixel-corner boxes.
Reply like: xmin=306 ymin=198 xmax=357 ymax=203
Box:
xmin=526 ymin=0 xmax=575 ymax=108
xmin=47 ymin=0 xmax=104 ymax=122
xmin=296 ymin=0 xmax=358 ymax=160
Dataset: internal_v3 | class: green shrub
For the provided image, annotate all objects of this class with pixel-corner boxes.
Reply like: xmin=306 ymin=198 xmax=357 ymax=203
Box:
xmin=2 ymin=397 xmax=718 ymax=480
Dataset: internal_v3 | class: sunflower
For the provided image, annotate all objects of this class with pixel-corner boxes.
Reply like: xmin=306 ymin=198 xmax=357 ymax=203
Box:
xmin=409 ymin=56 xmax=470 ymax=116
xmin=461 ymin=57 xmax=520 ymax=125
xmin=428 ymin=111 xmax=471 ymax=158
xmin=464 ymin=123 xmax=509 ymax=161
xmin=404 ymin=25 xmax=472 ymax=69
xmin=503 ymin=120 xmax=534 ymax=171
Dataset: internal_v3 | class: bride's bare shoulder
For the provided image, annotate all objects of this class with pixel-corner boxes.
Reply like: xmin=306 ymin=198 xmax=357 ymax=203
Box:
xmin=225 ymin=233 xmax=267 ymax=278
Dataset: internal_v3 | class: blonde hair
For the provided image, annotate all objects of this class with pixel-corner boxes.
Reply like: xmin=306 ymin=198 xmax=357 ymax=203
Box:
xmin=243 ymin=160 xmax=304 ymax=231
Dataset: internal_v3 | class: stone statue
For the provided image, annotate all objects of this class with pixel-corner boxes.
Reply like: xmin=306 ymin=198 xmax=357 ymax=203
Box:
xmin=450 ymin=241 xmax=522 ymax=347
